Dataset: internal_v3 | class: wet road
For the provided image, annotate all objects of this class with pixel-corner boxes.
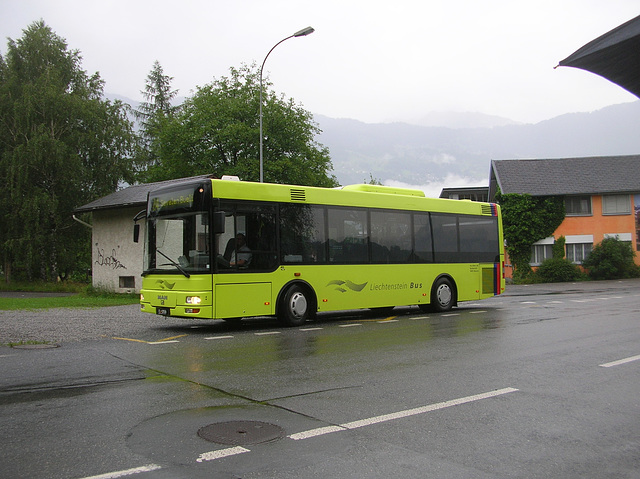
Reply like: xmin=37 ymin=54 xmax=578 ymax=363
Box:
xmin=1 ymin=280 xmax=639 ymax=478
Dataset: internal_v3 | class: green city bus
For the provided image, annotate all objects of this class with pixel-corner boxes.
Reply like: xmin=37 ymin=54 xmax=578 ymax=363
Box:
xmin=138 ymin=177 xmax=504 ymax=326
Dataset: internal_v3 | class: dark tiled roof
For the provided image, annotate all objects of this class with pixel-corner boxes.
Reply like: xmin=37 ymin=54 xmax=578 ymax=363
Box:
xmin=74 ymin=175 xmax=215 ymax=213
xmin=490 ymin=155 xmax=640 ymax=197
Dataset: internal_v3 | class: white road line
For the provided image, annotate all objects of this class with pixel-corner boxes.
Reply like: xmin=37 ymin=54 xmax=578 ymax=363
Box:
xmin=378 ymin=319 xmax=399 ymax=323
xmin=288 ymin=425 xmax=346 ymax=440
xmin=205 ymin=335 xmax=234 ymax=340
xmin=599 ymin=354 xmax=640 ymax=368
xmin=288 ymin=387 xmax=518 ymax=441
xmin=469 ymin=310 xmax=487 ymax=314
xmin=254 ymin=331 xmax=281 ymax=336
xmin=442 ymin=313 xmax=460 ymax=317
xmin=80 ymin=464 xmax=162 ymax=478
xmin=300 ymin=327 xmax=323 ymax=331
xmin=147 ymin=340 xmax=180 ymax=345
xmin=339 ymin=323 xmax=362 ymax=328
xmin=197 ymin=446 xmax=250 ymax=463
xmin=521 ymin=301 xmax=536 ymax=304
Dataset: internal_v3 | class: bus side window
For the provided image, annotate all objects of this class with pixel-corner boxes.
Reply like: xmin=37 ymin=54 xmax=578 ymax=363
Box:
xmin=281 ymin=204 xmax=326 ymax=263
xmin=413 ymin=213 xmax=433 ymax=263
xmin=328 ymin=207 xmax=368 ymax=263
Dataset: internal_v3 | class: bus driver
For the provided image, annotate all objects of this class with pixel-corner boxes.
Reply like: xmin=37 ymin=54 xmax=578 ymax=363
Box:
xmin=230 ymin=233 xmax=252 ymax=267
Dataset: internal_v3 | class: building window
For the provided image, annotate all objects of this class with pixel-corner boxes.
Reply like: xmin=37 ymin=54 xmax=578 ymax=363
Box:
xmin=602 ymin=195 xmax=631 ymax=215
xmin=119 ymin=276 xmax=135 ymax=289
xmin=566 ymin=243 xmax=592 ymax=264
xmin=531 ymin=243 xmax=553 ymax=265
xmin=565 ymin=196 xmax=592 ymax=216
xmin=604 ymin=233 xmax=633 ymax=243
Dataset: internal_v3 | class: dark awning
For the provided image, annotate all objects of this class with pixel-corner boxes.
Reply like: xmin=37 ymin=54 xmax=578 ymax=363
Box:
xmin=557 ymin=15 xmax=640 ymax=98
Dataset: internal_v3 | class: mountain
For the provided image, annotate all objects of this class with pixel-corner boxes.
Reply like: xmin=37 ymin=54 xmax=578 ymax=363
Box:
xmin=404 ymin=111 xmax=520 ymax=129
xmin=106 ymin=92 xmax=640 ymax=197
xmin=315 ymin=101 xmax=640 ymax=193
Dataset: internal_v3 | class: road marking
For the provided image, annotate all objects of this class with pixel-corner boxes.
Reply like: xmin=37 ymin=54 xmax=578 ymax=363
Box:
xmin=442 ymin=313 xmax=459 ymax=317
xmin=288 ymin=425 xmax=346 ymax=440
xmin=339 ymin=323 xmax=362 ymax=328
xmin=197 ymin=446 xmax=250 ymax=462
xmin=159 ymin=334 xmax=188 ymax=341
xmin=300 ymin=327 xmax=323 ymax=331
xmin=113 ymin=334 xmax=186 ymax=345
xmin=599 ymin=354 xmax=640 ymax=368
xmin=205 ymin=335 xmax=234 ymax=340
xmin=255 ymin=331 xmax=281 ymax=336
xmin=80 ymin=463 xmax=162 ymax=478
xmin=378 ymin=319 xmax=399 ymax=323
xmin=288 ymin=387 xmax=518 ymax=441
xmin=521 ymin=301 xmax=536 ymax=304
xmin=113 ymin=337 xmax=148 ymax=344
xmin=470 ymin=310 xmax=487 ymax=314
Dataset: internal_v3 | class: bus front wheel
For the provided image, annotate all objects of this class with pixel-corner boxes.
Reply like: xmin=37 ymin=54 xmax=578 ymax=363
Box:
xmin=431 ymin=277 xmax=455 ymax=312
xmin=279 ymin=285 xmax=311 ymax=326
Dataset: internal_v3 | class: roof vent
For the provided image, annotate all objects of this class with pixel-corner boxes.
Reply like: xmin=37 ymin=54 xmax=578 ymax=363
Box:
xmin=290 ymin=189 xmax=306 ymax=202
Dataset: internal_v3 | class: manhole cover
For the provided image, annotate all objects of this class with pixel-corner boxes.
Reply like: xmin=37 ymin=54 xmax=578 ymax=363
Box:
xmin=197 ymin=420 xmax=285 ymax=446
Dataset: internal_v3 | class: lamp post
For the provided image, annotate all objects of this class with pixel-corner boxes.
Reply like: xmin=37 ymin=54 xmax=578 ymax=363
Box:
xmin=259 ymin=26 xmax=315 ymax=183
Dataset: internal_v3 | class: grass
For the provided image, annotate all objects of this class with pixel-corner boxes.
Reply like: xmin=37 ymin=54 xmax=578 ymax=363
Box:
xmin=0 ymin=282 xmax=139 ymax=310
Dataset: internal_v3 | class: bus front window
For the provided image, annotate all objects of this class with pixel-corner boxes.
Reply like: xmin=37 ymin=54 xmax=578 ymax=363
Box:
xmin=144 ymin=212 xmax=210 ymax=274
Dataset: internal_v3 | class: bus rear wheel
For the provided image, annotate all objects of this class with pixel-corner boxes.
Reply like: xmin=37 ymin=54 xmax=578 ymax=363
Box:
xmin=278 ymin=285 xmax=312 ymax=327
xmin=431 ymin=277 xmax=455 ymax=312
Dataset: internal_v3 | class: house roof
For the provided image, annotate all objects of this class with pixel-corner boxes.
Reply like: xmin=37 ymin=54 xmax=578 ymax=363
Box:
xmin=489 ymin=155 xmax=640 ymax=199
xmin=439 ymin=186 xmax=489 ymax=199
xmin=74 ymin=174 xmax=216 ymax=213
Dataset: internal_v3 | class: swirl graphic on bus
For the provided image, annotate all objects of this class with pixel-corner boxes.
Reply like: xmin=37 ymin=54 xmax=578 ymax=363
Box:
xmin=155 ymin=280 xmax=176 ymax=290
xmin=327 ymin=279 xmax=368 ymax=293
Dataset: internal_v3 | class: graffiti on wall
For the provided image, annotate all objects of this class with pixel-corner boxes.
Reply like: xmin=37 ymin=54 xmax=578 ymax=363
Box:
xmin=95 ymin=243 xmax=127 ymax=270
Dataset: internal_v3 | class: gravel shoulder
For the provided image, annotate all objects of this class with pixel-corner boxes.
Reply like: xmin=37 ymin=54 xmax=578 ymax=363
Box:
xmin=2 ymin=278 xmax=638 ymax=345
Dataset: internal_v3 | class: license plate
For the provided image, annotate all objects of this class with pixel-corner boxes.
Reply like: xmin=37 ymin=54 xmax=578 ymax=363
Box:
xmin=156 ymin=307 xmax=170 ymax=316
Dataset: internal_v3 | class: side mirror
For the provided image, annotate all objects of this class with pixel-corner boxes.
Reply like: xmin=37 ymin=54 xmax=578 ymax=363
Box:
xmin=213 ymin=211 xmax=226 ymax=234
xmin=133 ymin=209 xmax=146 ymax=243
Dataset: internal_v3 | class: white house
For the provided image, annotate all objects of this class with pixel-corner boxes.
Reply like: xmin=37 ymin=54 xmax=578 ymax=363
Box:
xmin=74 ymin=175 xmax=214 ymax=293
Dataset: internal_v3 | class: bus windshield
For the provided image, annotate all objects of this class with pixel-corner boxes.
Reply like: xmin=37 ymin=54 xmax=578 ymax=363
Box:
xmin=144 ymin=212 xmax=211 ymax=275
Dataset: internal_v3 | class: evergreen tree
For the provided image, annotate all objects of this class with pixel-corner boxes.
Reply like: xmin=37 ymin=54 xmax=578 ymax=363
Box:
xmin=0 ymin=21 xmax=135 ymax=282
xmin=134 ymin=60 xmax=178 ymax=175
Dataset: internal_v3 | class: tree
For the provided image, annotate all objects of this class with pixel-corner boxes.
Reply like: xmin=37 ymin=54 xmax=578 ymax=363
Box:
xmin=364 ymin=173 xmax=383 ymax=185
xmin=534 ymin=236 xmax=581 ymax=283
xmin=134 ymin=60 xmax=178 ymax=175
xmin=582 ymin=237 xmax=640 ymax=280
xmin=0 ymin=21 xmax=135 ymax=282
xmin=143 ymin=63 xmax=338 ymax=187
xmin=495 ymin=192 xmax=565 ymax=281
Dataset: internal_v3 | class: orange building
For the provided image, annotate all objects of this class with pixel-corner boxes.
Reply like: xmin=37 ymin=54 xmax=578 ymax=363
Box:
xmin=488 ymin=156 xmax=640 ymax=278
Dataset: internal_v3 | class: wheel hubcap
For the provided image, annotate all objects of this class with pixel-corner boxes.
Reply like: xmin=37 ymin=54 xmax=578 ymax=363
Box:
xmin=290 ymin=292 xmax=307 ymax=318
xmin=436 ymin=284 xmax=452 ymax=307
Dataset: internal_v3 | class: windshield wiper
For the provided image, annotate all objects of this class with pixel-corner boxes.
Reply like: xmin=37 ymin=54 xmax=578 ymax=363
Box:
xmin=157 ymin=249 xmax=190 ymax=278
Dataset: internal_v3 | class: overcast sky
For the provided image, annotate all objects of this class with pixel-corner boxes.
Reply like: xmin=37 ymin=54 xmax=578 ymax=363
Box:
xmin=2 ymin=0 xmax=639 ymax=125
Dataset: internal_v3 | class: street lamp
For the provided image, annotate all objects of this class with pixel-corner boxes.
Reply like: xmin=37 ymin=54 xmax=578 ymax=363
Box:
xmin=259 ymin=26 xmax=315 ymax=183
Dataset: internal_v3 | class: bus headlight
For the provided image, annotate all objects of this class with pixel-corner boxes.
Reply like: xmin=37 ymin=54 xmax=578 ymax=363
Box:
xmin=140 ymin=293 xmax=145 ymax=302
xmin=186 ymin=296 xmax=201 ymax=305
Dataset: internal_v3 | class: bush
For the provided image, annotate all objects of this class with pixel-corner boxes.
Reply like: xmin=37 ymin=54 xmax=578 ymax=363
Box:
xmin=582 ymin=238 xmax=640 ymax=280
xmin=534 ymin=257 xmax=582 ymax=283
